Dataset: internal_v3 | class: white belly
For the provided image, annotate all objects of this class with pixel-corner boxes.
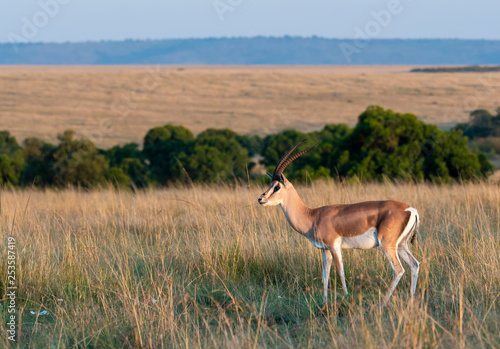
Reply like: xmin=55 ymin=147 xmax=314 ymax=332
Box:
xmin=341 ymin=228 xmax=379 ymax=250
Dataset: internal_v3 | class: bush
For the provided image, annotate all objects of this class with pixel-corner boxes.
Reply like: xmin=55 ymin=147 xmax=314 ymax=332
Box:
xmin=260 ymin=106 xmax=491 ymax=183
xmin=337 ymin=107 xmax=424 ymax=181
xmin=104 ymin=167 xmax=130 ymax=188
xmin=0 ymin=154 xmax=23 ymax=185
xmin=143 ymin=124 xmax=194 ymax=184
xmin=186 ymin=128 xmax=250 ymax=183
xmin=455 ymin=109 xmax=500 ymax=139
xmin=52 ymin=130 xmax=108 ymax=187
xmin=329 ymin=106 xmax=490 ymax=182
xmin=260 ymin=129 xmax=316 ymax=179
xmin=0 ymin=131 xmax=24 ymax=185
xmin=454 ymin=108 xmax=500 ymax=159
xmin=21 ymin=137 xmax=56 ymax=186
xmin=103 ymin=143 xmax=147 ymax=187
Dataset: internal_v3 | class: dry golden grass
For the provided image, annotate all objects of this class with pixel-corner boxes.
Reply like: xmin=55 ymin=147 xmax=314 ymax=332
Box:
xmin=1 ymin=181 xmax=499 ymax=347
xmin=2 ymin=65 xmax=500 ymax=148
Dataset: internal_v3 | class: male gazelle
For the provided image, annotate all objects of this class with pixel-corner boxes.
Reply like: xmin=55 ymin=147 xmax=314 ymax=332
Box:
xmin=258 ymin=140 xmax=420 ymax=305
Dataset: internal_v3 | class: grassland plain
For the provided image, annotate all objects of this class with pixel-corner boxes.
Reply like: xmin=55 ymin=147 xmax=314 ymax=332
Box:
xmin=0 ymin=181 xmax=499 ymax=348
xmin=1 ymin=66 xmax=500 ymax=148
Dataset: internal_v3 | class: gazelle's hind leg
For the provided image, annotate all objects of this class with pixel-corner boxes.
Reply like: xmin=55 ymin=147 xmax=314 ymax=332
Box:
xmin=379 ymin=243 xmax=404 ymax=306
xmin=377 ymin=206 xmax=418 ymax=306
xmin=398 ymin=243 xmax=419 ymax=296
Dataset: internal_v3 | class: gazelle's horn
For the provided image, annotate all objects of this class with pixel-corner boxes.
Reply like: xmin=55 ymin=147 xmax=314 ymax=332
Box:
xmin=271 ymin=140 xmax=306 ymax=181
xmin=273 ymin=140 xmax=319 ymax=181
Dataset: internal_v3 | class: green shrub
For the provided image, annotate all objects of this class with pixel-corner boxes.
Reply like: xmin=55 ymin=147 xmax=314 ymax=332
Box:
xmin=0 ymin=131 xmax=24 ymax=185
xmin=0 ymin=154 xmax=22 ymax=185
xmin=21 ymin=137 xmax=56 ymax=186
xmin=186 ymin=128 xmax=250 ymax=183
xmin=104 ymin=167 xmax=130 ymax=188
xmin=103 ymin=143 xmax=147 ymax=187
xmin=143 ymin=124 xmax=194 ymax=184
xmin=52 ymin=130 xmax=108 ymax=187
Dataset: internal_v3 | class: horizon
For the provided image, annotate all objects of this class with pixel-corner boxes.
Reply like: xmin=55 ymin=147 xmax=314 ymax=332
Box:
xmin=3 ymin=36 xmax=500 ymax=46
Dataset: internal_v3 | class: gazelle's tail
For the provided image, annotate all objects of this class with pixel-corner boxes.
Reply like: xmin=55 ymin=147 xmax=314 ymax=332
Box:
xmin=405 ymin=207 xmax=420 ymax=245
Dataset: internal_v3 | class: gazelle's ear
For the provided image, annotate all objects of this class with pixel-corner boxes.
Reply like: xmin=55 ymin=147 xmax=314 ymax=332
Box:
xmin=266 ymin=172 xmax=273 ymax=180
xmin=281 ymin=173 xmax=292 ymax=188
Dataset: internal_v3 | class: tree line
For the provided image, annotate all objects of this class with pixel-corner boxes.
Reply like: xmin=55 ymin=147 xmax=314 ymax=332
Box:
xmin=0 ymin=106 xmax=494 ymax=188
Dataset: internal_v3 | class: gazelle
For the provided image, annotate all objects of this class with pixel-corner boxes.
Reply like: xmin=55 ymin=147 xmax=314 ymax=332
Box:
xmin=258 ymin=140 xmax=420 ymax=306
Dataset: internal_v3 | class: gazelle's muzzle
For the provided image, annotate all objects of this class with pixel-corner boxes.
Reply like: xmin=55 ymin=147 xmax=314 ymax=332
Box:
xmin=258 ymin=188 xmax=273 ymax=205
xmin=258 ymin=194 xmax=267 ymax=205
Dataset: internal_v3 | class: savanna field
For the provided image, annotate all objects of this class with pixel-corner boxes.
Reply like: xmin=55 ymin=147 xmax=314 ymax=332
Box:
xmin=2 ymin=65 xmax=500 ymax=148
xmin=1 ymin=181 xmax=499 ymax=348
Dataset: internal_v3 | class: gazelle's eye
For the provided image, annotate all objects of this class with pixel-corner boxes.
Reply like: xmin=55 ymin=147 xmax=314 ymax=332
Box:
xmin=274 ymin=184 xmax=280 ymax=193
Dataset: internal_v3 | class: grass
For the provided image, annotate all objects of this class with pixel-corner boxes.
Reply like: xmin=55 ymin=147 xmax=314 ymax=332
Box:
xmin=1 ymin=65 xmax=500 ymax=148
xmin=0 ymin=181 xmax=499 ymax=348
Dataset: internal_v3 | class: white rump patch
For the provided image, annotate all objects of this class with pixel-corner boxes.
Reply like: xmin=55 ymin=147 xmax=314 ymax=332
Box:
xmin=396 ymin=207 xmax=419 ymax=247
xmin=341 ymin=227 xmax=379 ymax=250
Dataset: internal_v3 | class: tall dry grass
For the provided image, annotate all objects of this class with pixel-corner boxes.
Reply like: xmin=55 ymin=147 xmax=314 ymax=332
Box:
xmin=0 ymin=181 xmax=499 ymax=348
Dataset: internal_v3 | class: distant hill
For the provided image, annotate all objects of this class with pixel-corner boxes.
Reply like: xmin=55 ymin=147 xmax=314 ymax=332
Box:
xmin=1 ymin=37 xmax=500 ymax=65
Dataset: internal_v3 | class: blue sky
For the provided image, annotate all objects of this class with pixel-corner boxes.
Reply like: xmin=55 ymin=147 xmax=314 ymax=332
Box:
xmin=1 ymin=0 xmax=499 ymax=43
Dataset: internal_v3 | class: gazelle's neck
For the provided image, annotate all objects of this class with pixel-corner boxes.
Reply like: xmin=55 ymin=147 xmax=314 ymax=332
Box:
xmin=279 ymin=185 xmax=314 ymax=235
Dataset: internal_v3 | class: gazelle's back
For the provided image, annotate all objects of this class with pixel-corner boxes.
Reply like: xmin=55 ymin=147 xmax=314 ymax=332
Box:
xmin=311 ymin=200 xmax=410 ymax=244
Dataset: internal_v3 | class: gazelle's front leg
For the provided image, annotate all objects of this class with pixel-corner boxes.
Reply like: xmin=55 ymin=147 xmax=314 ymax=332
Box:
xmin=321 ymin=249 xmax=333 ymax=303
xmin=331 ymin=240 xmax=348 ymax=295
